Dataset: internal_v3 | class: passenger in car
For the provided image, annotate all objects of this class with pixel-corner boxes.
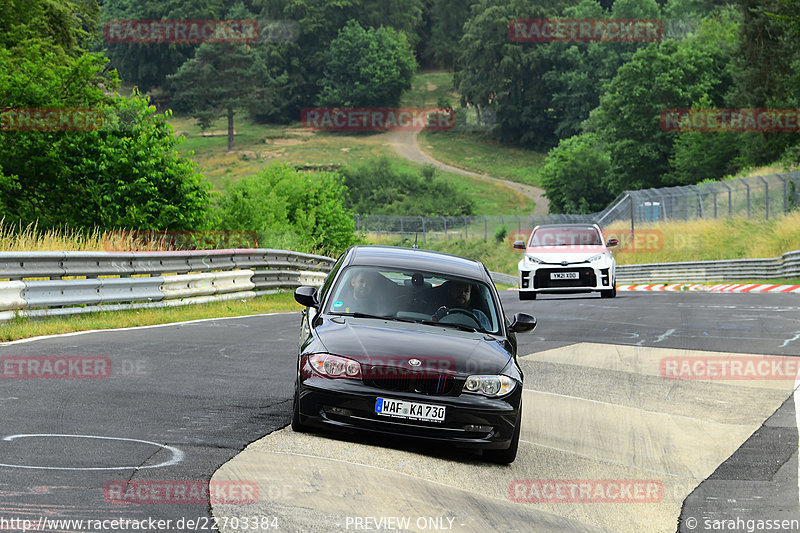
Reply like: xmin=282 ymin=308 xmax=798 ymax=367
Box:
xmin=337 ymin=269 xmax=394 ymax=316
xmin=432 ymin=281 xmax=491 ymax=331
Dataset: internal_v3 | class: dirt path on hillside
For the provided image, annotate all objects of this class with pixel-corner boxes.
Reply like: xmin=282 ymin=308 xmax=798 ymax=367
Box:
xmin=381 ymin=128 xmax=550 ymax=215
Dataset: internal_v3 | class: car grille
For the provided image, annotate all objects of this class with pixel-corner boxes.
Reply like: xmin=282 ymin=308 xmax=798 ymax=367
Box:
xmin=363 ymin=366 xmax=454 ymax=395
xmin=534 ymin=267 xmax=596 ymax=289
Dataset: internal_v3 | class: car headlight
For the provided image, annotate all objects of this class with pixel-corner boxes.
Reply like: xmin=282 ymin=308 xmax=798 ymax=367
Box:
xmin=463 ymin=375 xmax=516 ymax=397
xmin=587 ymin=253 xmax=607 ymax=263
xmin=526 ymin=255 xmax=544 ymax=265
xmin=308 ymin=353 xmax=362 ymax=379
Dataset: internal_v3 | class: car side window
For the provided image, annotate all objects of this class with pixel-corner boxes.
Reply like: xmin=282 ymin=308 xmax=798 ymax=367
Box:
xmin=317 ymin=253 xmax=345 ymax=303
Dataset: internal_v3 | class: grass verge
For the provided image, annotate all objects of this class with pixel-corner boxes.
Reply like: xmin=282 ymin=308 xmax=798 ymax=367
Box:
xmin=418 ymin=130 xmax=546 ymax=187
xmin=0 ymin=292 xmax=302 ymax=342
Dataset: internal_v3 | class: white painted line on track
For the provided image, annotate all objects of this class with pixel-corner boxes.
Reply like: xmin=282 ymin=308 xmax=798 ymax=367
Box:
xmin=0 ymin=434 xmax=184 ymax=470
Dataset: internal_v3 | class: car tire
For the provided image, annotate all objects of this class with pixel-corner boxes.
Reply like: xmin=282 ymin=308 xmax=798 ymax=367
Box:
xmin=519 ymin=291 xmax=536 ymax=300
xmin=291 ymin=386 xmax=308 ymax=433
xmin=601 ymin=285 xmax=617 ymax=298
xmin=483 ymin=405 xmax=522 ymax=464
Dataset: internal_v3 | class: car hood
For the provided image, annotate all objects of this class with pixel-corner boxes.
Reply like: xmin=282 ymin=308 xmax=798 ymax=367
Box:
xmin=313 ymin=317 xmax=512 ymax=376
xmin=524 ymin=245 xmax=610 ymax=262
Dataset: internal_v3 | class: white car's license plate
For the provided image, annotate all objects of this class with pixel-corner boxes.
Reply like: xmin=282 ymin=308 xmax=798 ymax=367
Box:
xmin=551 ymin=272 xmax=579 ymax=280
xmin=375 ymin=397 xmax=446 ymax=423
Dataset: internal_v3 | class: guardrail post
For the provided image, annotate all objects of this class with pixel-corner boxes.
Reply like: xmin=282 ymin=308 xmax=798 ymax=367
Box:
xmin=420 ymin=216 xmax=426 ymax=242
xmin=464 ymin=216 xmax=468 ymax=239
xmin=443 ymin=217 xmax=448 ymax=240
xmin=400 ymin=217 xmax=404 ymax=241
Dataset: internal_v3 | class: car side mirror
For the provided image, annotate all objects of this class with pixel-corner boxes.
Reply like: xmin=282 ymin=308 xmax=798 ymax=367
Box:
xmin=509 ymin=312 xmax=537 ymax=333
xmin=606 ymin=238 xmax=619 ymax=247
xmin=294 ymin=286 xmax=319 ymax=308
xmin=512 ymin=240 xmax=526 ymax=250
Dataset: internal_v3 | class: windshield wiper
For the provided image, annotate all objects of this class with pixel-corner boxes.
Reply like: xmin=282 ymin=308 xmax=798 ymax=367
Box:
xmin=415 ymin=319 xmax=479 ymax=333
xmin=337 ymin=312 xmax=393 ymax=320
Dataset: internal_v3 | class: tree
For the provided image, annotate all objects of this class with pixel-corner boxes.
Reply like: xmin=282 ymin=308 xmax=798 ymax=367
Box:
xmin=341 ymin=157 xmax=474 ymax=216
xmin=540 ymin=133 xmax=611 ymax=213
xmin=591 ymin=38 xmax=731 ymax=194
xmin=454 ymin=0 xmax=577 ymax=149
xmin=214 ymin=164 xmax=358 ymax=255
xmin=421 ymin=0 xmax=479 ymax=69
xmin=0 ymin=0 xmax=100 ymax=55
xmin=168 ymin=27 xmax=267 ymax=150
xmin=316 ymin=20 xmax=416 ymax=107
xmin=102 ymin=0 xmax=225 ymax=91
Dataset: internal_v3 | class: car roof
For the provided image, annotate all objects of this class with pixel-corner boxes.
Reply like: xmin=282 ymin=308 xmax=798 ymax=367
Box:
xmin=344 ymin=245 xmax=490 ymax=282
xmin=533 ymin=223 xmax=600 ymax=230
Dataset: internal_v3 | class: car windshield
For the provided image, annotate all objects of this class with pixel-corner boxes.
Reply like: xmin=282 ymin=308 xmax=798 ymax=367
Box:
xmin=530 ymin=227 xmax=603 ymax=247
xmin=327 ymin=266 xmax=500 ymax=334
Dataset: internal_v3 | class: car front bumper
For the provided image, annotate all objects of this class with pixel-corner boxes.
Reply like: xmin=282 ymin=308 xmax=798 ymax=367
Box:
xmin=518 ymin=264 xmax=615 ymax=294
xmin=295 ymin=376 xmax=522 ymax=449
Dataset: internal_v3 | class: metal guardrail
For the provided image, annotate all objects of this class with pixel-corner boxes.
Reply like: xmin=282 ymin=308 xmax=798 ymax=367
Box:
xmin=0 ymin=249 xmax=335 ymax=322
xmin=616 ymin=250 xmax=800 ymax=284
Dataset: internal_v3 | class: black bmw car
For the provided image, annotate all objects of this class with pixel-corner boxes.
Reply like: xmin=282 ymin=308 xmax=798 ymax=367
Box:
xmin=292 ymin=245 xmax=537 ymax=463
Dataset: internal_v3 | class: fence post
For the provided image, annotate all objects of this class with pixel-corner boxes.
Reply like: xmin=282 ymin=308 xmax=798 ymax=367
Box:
xmin=420 ymin=216 xmax=426 ymax=242
xmin=718 ymin=181 xmax=732 ymax=218
xmin=443 ymin=217 xmax=448 ymax=240
xmin=777 ymin=174 xmax=788 ymax=214
xmin=464 ymin=216 xmax=468 ymax=239
xmin=400 ymin=217 xmax=404 ymax=241
xmin=738 ymin=178 xmax=751 ymax=219
xmin=484 ymin=216 xmax=487 ymax=240
xmin=378 ymin=216 xmax=381 ymax=238
xmin=758 ymin=175 xmax=769 ymax=220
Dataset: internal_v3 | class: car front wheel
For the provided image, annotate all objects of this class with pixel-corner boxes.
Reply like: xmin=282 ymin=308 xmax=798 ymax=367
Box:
xmin=601 ymin=285 xmax=617 ymax=298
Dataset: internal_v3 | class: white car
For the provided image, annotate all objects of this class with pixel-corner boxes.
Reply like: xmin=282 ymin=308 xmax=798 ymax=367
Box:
xmin=514 ymin=224 xmax=619 ymax=300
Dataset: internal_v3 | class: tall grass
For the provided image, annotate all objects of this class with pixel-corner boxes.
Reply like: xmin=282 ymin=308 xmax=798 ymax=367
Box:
xmin=0 ymin=221 xmax=176 ymax=252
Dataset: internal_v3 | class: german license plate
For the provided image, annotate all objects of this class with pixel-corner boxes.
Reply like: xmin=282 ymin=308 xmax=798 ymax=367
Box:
xmin=551 ymin=272 xmax=579 ymax=280
xmin=375 ymin=397 xmax=446 ymax=423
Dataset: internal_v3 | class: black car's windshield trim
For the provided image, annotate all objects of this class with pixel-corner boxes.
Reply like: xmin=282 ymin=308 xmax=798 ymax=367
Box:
xmin=332 ymin=312 xmax=484 ymax=334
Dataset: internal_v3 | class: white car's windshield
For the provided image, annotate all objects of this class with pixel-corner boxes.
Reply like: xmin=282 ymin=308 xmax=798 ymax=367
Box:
xmin=530 ymin=227 xmax=603 ymax=247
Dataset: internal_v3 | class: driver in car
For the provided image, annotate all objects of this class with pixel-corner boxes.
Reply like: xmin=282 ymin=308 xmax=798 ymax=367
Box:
xmin=432 ymin=281 xmax=491 ymax=331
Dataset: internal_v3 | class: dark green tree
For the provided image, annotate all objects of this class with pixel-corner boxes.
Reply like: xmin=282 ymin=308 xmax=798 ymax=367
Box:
xmin=540 ymin=133 xmax=611 ymax=213
xmin=168 ymin=5 xmax=268 ymax=151
xmin=102 ymin=0 xmax=225 ymax=91
xmin=316 ymin=20 xmax=416 ymax=107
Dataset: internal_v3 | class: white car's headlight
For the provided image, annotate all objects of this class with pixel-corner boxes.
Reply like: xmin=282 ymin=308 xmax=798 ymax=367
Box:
xmin=463 ymin=375 xmax=516 ymax=397
xmin=587 ymin=254 xmax=607 ymax=263
xmin=526 ymin=255 xmax=544 ymax=264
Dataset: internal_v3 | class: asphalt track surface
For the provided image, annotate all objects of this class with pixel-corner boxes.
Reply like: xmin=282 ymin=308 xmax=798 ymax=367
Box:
xmin=0 ymin=291 xmax=798 ymax=532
